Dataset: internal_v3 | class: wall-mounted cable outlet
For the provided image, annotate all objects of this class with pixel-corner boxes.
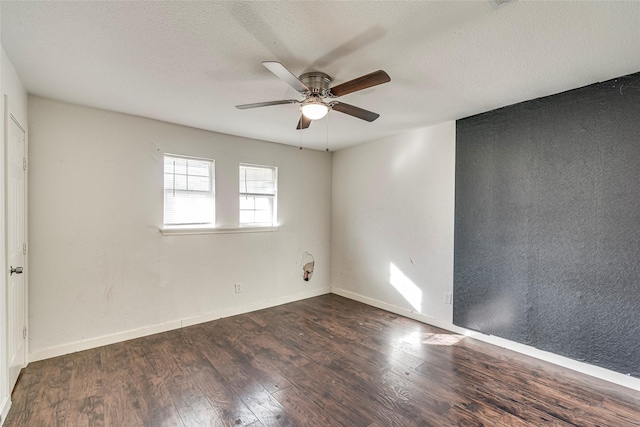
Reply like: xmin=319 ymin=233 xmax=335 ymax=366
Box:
xmin=444 ymin=292 xmax=453 ymax=304
xmin=235 ymin=283 xmax=242 ymax=293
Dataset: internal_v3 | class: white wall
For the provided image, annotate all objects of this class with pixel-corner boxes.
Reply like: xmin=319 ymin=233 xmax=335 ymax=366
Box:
xmin=331 ymin=122 xmax=456 ymax=323
xmin=27 ymin=96 xmax=332 ymax=360
xmin=1 ymin=45 xmax=29 ymax=425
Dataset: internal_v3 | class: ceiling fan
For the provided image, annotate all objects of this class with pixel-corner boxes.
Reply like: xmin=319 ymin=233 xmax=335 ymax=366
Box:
xmin=236 ymin=61 xmax=390 ymax=130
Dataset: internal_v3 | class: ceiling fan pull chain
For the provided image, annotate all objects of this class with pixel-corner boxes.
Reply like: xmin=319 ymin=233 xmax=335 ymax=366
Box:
xmin=326 ymin=110 xmax=330 ymax=152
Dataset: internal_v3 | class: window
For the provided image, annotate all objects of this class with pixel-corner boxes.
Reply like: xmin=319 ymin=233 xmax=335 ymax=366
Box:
xmin=164 ymin=155 xmax=214 ymax=226
xmin=239 ymin=164 xmax=277 ymax=226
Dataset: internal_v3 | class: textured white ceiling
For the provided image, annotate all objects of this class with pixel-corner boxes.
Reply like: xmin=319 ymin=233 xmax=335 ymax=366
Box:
xmin=2 ymin=1 xmax=639 ymax=151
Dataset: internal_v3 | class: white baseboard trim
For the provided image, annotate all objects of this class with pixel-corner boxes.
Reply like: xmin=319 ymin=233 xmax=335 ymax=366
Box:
xmin=29 ymin=319 xmax=182 ymax=363
xmin=180 ymin=287 xmax=329 ymax=328
xmin=331 ymin=287 xmax=640 ymax=392
xmin=0 ymin=396 xmax=11 ymax=427
xmin=29 ymin=287 xmax=330 ymax=363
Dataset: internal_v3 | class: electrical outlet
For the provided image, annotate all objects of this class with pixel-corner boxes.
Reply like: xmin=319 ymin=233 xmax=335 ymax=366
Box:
xmin=444 ymin=292 xmax=453 ymax=304
xmin=235 ymin=283 xmax=242 ymax=293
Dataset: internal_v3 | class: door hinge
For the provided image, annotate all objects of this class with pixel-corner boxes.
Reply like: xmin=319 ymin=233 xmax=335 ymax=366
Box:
xmin=23 ymin=326 xmax=27 ymax=339
xmin=23 ymin=243 xmax=27 ymax=255
xmin=23 ymin=157 xmax=27 ymax=170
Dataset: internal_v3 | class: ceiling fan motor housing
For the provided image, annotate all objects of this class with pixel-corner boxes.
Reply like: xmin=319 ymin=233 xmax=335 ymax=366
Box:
xmin=300 ymin=72 xmax=332 ymax=97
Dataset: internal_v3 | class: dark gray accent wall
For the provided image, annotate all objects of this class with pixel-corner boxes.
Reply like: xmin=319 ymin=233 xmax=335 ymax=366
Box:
xmin=454 ymin=72 xmax=640 ymax=378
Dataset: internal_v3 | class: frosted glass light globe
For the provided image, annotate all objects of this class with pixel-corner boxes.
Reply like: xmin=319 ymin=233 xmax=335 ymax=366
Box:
xmin=300 ymin=102 xmax=329 ymax=120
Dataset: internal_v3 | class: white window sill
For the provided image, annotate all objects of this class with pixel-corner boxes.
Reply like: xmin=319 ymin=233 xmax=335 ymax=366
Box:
xmin=160 ymin=226 xmax=279 ymax=236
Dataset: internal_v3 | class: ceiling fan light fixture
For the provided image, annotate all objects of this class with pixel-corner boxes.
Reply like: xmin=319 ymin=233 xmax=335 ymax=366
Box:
xmin=300 ymin=100 xmax=329 ymax=120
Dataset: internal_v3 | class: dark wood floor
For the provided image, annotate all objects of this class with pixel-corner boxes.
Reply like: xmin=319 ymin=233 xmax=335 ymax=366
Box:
xmin=4 ymin=294 xmax=640 ymax=426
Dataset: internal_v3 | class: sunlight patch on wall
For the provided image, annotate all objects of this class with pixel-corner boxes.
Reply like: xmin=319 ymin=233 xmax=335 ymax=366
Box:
xmin=389 ymin=263 xmax=422 ymax=312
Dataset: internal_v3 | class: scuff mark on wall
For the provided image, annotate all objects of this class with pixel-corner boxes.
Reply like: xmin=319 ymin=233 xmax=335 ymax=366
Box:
xmin=148 ymin=140 xmax=163 ymax=162
xmin=103 ymin=285 xmax=113 ymax=302
xmin=301 ymin=252 xmax=315 ymax=281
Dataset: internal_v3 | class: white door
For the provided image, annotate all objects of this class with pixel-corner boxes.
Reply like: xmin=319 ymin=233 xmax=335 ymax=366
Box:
xmin=6 ymin=108 xmax=26 ymax=391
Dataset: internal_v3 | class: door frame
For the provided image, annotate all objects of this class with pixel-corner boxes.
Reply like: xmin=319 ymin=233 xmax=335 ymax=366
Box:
xmin=4 ymin=94 xmax=28 ymax=391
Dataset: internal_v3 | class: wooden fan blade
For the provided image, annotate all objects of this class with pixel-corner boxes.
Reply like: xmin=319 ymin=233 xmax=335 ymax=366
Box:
xmin=296 ymin=114 xmax=311 ymax=130
xmin=330 ymin=70 xmax=390 ymax=97
xmin=236 ymin=100 xmax=298 ymax=110
xmin=263 ymin=61 xmax=309 ymax=93
xmin=331 ymin=102 xmax=380 ymax=122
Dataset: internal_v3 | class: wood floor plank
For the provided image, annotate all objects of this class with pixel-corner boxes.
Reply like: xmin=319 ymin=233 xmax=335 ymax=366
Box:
xmin=100 ymin=335 xmax=183 ymax=427
xmin=247 ymin=305 xmax=459 ymax=425
xmin=194 ymin=322 xmax=292 ymax=396
xmin=26 ymin=355 xmax=75 ymax=427
xmin=2 ymin=367 xmax=41 ymax=427
xmin=4 ymin=294 xmax=640 ymax=426
xmin=68 ymin=347 xmax=103 ymax=399
xmin=201 ymin=318 xmax=294 ymax=389
xmin=63 ymin=347 xmax=105 ymax=427
xmin=103 ymin=369 xmax=148 ymax=426
xmin=185 ymin=324 xmax=291 ymax=426
xmin=63 ymin=395 xmax=105 ymax=427
xmin=187 ymin=355 xmax=258 ymax=427
xmin=411 ymin=354 xmax=573 ymax=426
xmin=417 ymin=344 xmax=627 ymax=426
xmin=150 ymin=331 xmax=224 ymax=426
xmin=204 ymin=319 xmax=376 ymax=426
xmin=234 ymin=313 xmax=403 ymax=426
xmin=275 ymin=300 xmax=428 ymax=370
xmin=127 ymin=338 xmax=184 ymax=427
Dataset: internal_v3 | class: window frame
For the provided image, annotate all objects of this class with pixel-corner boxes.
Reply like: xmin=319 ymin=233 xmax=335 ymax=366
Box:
xmin=239 ymin=163 xmax=278 ymax=227
xmin=163 ymin=153 xmax=215 ymax=228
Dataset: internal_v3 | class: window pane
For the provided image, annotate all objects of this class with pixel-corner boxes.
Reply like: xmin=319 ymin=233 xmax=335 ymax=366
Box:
xmin=239 ymin=210 xmax=254 ymax=224
xmin=239 ymin=196 xmax=255 ymax=210
xmin=239 ymin=164 xmax=277 ymax=226
xmin=164 ymin=195 xmax=213 ymax=224
xmin=173 ymin=174 xmax=187 ymax=190
xmin=255 ymin=210 xmax=271 ymax=224
xmin=240 ymin=166 xmax=276 ymax=195
xmin=174 ymin=159 xmax=187 ymax=175
xmin=164 ymin=155 xmax=215 ymax=226
xmin=167 ymin=189 xmax=209 ymax=199
xmin=164 ymin=173 xmax=174 ymax=190
xmin=254 ymin=197 xmax=270 ymax=210
xmin=188 ymin=175 xmax=210 ymax=192
xmin=164 ymin=157 xmax=175 ymax=173
xmin=246 ymin=181 xmax=274 ymax=195
xmin=244 ymin=168 xmax=258 ymax=181
xmin=187 ymin=162 xmax=209 ymax=177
